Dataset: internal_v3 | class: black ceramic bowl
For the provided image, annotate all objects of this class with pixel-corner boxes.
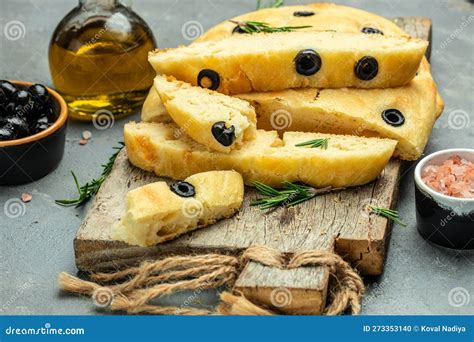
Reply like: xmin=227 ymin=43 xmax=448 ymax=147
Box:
xmin=0 ymin=81 xmax=67 ymax=185
xmin=414 ymin=149 xmax=474 ymax=249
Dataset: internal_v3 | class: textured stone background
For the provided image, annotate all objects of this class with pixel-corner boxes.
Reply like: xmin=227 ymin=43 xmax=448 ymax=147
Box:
xmin=0 ymin=0 xmax=473 ymax=315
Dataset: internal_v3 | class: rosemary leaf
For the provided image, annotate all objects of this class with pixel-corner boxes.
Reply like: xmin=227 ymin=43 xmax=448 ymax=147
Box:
xmin=55 ymin=142 xmax=124 ymax=208
xmin=230 ymin=20 xmax=311 ymax=34
xmin=251 ymin=181 xmax=329 ymax=210
xmin=295 ymin=138 xmax=329 ymax=149
xmin=369 ymin=206 xmax=407 ymax=227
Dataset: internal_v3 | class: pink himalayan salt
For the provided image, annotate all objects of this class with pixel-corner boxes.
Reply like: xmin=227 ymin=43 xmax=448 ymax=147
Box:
xmin=422 ymin=155 xmax=474 ymax=198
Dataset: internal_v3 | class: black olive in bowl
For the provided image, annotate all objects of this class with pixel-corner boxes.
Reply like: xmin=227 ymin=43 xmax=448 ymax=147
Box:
xmin=0 ymin=80 xmax=68 ymax=185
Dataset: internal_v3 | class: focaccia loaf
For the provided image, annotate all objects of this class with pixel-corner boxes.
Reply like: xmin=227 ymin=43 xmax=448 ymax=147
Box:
xmin=124 ymin=122 xmax=397 ymax=189
xmin=113 ymin=170 xmax=244 ymax=247
xmin=154 ymin=75 xmax=257 ymax=153
xmin=149 ymin=31 xmax=427 ymax=94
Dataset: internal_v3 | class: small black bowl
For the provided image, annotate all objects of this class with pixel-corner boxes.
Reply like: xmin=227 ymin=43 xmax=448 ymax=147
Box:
xmin=414 ymin=149 xmax=474 ymax=249
xmin=0 ymin=81 xmax=68 ymax=185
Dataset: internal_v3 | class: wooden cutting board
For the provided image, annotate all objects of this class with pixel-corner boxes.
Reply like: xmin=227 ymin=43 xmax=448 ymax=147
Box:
xmin=74 ymin=17 xmax=432 ymax=315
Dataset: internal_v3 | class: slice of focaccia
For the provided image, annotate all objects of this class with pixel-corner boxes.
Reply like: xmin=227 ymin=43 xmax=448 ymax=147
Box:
xmin=124 ymin=122 xmax=397 ymax=189
xmin=113 ymin=170 xmax=244 ymax=247
xmin=149 ymin=31 xmax=428 ymax=94
xmin=154 ymin=75 xmax=257 ymax=153
xmin=237 ymin=59 xmax=438 ymax=161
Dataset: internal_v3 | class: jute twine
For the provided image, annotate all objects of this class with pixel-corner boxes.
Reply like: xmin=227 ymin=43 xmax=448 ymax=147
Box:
xmin=58 ymin=245 xmax=364 ymax=315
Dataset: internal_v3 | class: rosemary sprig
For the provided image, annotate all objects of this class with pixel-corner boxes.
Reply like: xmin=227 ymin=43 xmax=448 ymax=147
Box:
xmin=369 ymin=206 xmax=407 ymax=227
xmin=256 ymin=0 xmax=284 ymax=9
xmin=230 ymin=20 xmax=311 ymax=34
xmin=55 ymin=142 xmax=124 ymax=207
xmin=295 ymin=138 xmax=329 ymax=149
xmin=251 ymin=181 xmax=332 ymax=209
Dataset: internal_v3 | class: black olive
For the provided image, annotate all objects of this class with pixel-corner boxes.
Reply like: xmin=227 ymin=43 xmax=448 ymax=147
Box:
xmin=354 ymin=56 xmax=378 ymax=81
xmin=294 ymin=49 xmax=321 ymax=76
xmin=170 ymin=181 xmax=196 ymax=198
xmin=0 ymin=80 xmax=17 ymax=100
xmin=31 ymin=117 xmax=52 ymax=134
xmin=232 ymin=25 xmax=247 ymax=34
xmin=4 ymin=116 xmax=29 ymax=137
xmin=0 ymin=125 xmax=16 ymax=141
xmin=211 ymin=121 xmax=236 ymax=146
xmin=0 ymin=89 xmax=6 ymax=105
xmin=0 ymin=104 xmax=7 ymax=118
xmin=29 ymin=84 xmax=50 ymax=104
xmin=361 ymin=27 xmax=384 ymax=35
xmin=5 ymin=102 xmax=15 ymax=114
xmin=197 ymin=69 xmax=220 ymax=90
xmin=381 ymin=109 xmax=405 ymax=127
xmin=293 ymin=11 xmax=315 ymax=17
xmin=12 ymin=89 xmax=33 ymax=107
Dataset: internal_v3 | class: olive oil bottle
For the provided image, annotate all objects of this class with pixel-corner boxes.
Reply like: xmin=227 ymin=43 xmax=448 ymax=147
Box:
xmin=49 ymin=0 xmax=156 ymax=120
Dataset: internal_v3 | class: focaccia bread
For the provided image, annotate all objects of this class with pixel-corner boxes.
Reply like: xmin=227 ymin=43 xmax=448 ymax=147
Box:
xmin=154 ymin=75 xmax=257 ymax=153
xmin=149 ymin=31 xmax=427 ymax=94
xmin=113 ymin=170 xmax=244 ymax=247
xmin=124 ymin=121 xmax=397 ymax=189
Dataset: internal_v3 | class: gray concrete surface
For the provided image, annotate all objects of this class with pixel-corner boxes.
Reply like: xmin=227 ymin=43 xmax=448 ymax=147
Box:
xmin=0 ymin=0 xmax=473 ymax=315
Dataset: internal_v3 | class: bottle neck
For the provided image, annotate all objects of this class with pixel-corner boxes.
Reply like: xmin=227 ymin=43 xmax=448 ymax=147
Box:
xmin=80 ymin=0 xmax=120 ymax=9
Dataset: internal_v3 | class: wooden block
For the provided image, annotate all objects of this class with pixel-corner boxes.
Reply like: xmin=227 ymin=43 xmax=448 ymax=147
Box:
xmin=74 ymin=17 xmax=432 ymax=315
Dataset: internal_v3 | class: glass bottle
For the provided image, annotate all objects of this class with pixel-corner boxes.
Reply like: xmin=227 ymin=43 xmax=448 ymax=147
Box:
xmin=48 ymin=0 xmax=156 ymax=120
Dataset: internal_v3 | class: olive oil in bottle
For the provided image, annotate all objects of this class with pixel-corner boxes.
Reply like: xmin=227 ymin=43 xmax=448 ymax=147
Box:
xmin=48 ymin=0 xmax=156 ymax=120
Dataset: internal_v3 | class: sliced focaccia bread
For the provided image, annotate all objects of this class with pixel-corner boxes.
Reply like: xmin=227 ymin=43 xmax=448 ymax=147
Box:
xmin=154 ymin=75 xmax=257 ymax=153
xmin=149 ymin=31 xmax=427 ymax=94
xmin=113 ymin=170 xmax=244 ymax=247
xmin=141 ymin=60 xmax=443 ymax=160
xmin=237 ymin=58 xmax=439 ymax=161
xmin=124 ymin=122 xmax=397 ymax=189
